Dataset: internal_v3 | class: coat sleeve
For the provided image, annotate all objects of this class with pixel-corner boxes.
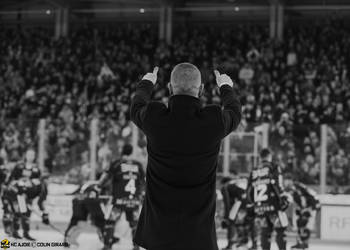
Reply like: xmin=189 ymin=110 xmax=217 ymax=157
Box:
xmin=219 ymin=85 xmax=242 ymax=137
xmin=130 ymin=80 xmax=154 ymax=130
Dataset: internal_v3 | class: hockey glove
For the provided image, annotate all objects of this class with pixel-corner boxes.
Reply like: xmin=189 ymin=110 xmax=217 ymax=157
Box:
xmin=280 ymin=195 xmax=290 ymax=211
xmin=221 ymin=219 xmax=230 ymax=229
xmin=42 ymin=212 xmax=50 ymax=225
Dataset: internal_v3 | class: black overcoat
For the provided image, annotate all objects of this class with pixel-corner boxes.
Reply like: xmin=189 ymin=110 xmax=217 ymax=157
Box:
xmin=131 ymin=80 xmax=241 ymax=250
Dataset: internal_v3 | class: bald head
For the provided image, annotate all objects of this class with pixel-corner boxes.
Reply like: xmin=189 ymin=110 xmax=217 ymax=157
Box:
xmin=170 ymin=63 xmax=202 ymax=97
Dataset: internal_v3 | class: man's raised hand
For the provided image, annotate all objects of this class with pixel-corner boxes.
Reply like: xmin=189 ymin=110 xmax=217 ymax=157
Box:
xmin=142 ymin=67 xmax=159 ymax=84
xmin=214 ymin=70 xmax=234 ymax=88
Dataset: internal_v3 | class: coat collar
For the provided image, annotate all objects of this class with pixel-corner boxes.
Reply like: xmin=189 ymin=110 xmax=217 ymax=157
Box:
xmin=168 ymin=94 xmax=201 ymax=113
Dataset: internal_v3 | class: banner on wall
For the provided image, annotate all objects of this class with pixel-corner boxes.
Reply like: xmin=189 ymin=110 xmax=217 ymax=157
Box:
xmin=320 ymin=195 xmax=350 ymax=241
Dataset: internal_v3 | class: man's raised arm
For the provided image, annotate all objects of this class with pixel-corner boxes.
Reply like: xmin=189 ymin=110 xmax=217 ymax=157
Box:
xmin=130 ymin=67 xmax=158 ymax=129
xmin=214 ymin=70 xmax=242 ymax=137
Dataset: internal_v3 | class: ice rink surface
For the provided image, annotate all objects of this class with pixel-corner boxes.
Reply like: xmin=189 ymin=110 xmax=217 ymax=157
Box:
xmin=1 ymin=228 xmax=349 ymax=250
xmin=0 ymin=214 xmax=348 ymax=250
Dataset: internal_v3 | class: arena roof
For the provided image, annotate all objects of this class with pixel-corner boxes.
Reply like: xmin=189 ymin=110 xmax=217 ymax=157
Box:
xmin=1 ymin=0 xmax=350 ymax=10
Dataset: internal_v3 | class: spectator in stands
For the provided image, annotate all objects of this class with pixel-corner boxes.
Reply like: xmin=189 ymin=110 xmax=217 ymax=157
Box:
xmin=0 ymin=20 xmax=350 ymax=187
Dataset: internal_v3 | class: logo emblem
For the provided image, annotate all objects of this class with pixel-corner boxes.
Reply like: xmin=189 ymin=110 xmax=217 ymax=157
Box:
xmin=1 ymin=239 xmax=10 ymax=249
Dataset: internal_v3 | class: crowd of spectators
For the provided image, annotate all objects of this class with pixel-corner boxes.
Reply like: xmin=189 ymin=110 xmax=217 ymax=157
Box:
xmin=0 ymin=19 xmax=350 ymax=190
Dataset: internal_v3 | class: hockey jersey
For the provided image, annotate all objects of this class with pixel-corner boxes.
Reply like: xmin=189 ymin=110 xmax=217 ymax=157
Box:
xmin=8 ymin=161 xmax=42 ymax=199
xmin=292 ymin=182 xmax=320 ymax=210
xmin=247 ymin=160 xmax=284 ymax=215
xmin=106 ymin=158 xmax=145 ymax=208
xmin=221 ymin=179 xmax=248 ymax=220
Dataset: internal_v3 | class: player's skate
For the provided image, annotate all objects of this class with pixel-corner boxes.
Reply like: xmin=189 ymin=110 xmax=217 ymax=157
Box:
xmin=64 ymin=227 xmax=80 ymax=248
xmin=222 ymin=244 xmax=235 ymax=250
xmin=12 ymin=231 xmax=22 ymax=239
xmin=291 ymin=242 xmax=308 ymax=250
xmin=22 ymin=232 xmax=36 ymax=241
xmin=101 ymin=236 xmax=119 ymax=250
xmin=222 ymin=245 xmax=233 ymax=250
xmin=102 ymin=245 xmax=112 ymax=250
xmin=236 ymin=243 xmax=249 ymax=250
xmin=64 ymin=236 xmax=79 ymax=249
xmin=99 ymin=238 xmax=121 ymax=250
xmin=222 ymin=238 xmax=237 ymax=250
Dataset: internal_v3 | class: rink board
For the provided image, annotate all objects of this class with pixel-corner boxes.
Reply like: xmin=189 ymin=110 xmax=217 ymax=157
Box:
xmin=1 ymin=185 xmax=350 ymax=243
xmin=319 ymin=194 xmax=350 ymax=241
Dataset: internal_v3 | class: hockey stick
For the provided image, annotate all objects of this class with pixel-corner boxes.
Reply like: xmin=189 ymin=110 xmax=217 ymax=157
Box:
xmin=30 ymin=208 xmax=66 ymax=237
xmin=45 ymin=222 xmax=66 ymax=237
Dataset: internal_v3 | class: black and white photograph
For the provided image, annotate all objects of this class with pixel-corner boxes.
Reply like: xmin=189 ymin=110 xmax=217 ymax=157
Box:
xmin=0 ymin=0 xmax=350 ymax=250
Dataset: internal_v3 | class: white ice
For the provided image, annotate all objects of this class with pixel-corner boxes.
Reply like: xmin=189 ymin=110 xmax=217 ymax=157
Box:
xmin=1 ymin=228 xmax=349 ymax=250
xmin=1 ymin=214 xmax=349 ymax=250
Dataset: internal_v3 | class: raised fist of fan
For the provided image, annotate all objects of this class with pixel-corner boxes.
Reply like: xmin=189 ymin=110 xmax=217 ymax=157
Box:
xmin=214 ymin=70 xmax=234 ymax=88
xmin=142 ymin=66 xmax=159 ymax=85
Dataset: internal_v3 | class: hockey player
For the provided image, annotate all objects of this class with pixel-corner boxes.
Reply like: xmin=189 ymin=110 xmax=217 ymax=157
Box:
xmin=0 ymin=156 xmax=13 ymax=236
xmin=0 ymin=157 xmax=7 ymax=195
xmin=64 ymin=182 xmax=117 ymax=247
xmin=3 ymin=149 xmax=49 ymax=240
xmin=0 ymin=157 xmax=6 ymax=185
xmin=247 ymin=148 xmax=290 ymax=250
xmin=284 ymin=174 xmax=320 ymax=250
xmin=221 ymin=176 xmax=252 ymax=250
xmin=98 ymin=144 xmax=145 ymax=250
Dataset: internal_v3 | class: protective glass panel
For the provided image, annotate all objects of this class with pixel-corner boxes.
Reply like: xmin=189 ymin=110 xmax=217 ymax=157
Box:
xmin=326 ymin=124 xmax=350 ymax=194
xmin=44 ymin=117 xmax=90 ymax=184
xmin=269 ymin=124 xmax=321 ymax=185
xmin=0 ymin=118 xmax=39 ymax=163
xmin=228 ymin=132 xmax=257 ymax=174
xmin=96 ymin=118 xmax=135 ymax=172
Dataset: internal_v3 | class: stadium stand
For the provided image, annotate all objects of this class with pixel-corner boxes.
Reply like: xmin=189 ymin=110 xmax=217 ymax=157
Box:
xmin=0 ymin=19 xmax=349 ymax=189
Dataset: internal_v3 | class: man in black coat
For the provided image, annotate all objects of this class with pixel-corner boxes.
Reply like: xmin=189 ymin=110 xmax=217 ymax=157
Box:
xmin=130 ymin=63 xmax=241 ymax=250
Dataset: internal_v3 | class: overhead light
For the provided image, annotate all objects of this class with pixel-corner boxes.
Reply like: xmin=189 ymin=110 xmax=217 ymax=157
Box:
xmin=46 ymin=9 xmax=51 ymax=15
xmin=139 ymin=8 xmax=145 ymax=13
xmin=234 ymin=6 xmax=240 ymax=12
